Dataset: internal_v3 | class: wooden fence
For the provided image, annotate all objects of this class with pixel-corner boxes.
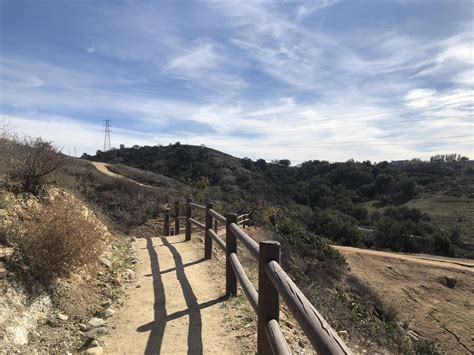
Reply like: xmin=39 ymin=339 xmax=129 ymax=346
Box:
xmin=164 ymin=199 xmax=351 ymax=355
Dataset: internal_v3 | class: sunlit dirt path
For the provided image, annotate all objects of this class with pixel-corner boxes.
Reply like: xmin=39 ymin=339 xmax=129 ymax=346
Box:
xmin=104 ymin=234 xmax=239 ymax=354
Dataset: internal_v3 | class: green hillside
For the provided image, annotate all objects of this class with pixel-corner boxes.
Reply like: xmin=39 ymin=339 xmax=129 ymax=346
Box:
xmin=85 ymin=144 xmax=474 ymax=258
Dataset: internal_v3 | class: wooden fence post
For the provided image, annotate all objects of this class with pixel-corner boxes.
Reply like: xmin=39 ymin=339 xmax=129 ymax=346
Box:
xmin=164 ymin=208 xmax=170 ymax=236
xmin=225 ymin=213 xmax=238 ymax=297
xmin=243 ymin=214 xmax=246 ymax=229
xmin=174 ymin=201 xmax=180 ymax=235
xmin=258 ymin=241 xmax=281 ymax=354
xmin=214 ymin=220 xmax=218 ymax=233
xmin=185 ymin=198 xmax=192 ymax=241
xmin=205 ymin=203 xmax=213 ymax=260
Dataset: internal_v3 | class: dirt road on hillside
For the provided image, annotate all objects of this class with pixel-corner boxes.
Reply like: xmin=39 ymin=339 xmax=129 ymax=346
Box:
xmin=90 ymin=162 xmax=155 ymax=189
xmin=336 ymin=246 xmax=474 ymax=353
xmin=104 ymin=232 xmax=240 ymax=354
xmin=335 ymin=246 xmax=474 ymax=272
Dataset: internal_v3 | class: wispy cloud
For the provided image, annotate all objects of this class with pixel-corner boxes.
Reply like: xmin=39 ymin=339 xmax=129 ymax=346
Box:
xmin=0 ymin=0 xmax=472 ymax=161
xmin=295 ymin=0 xmax=340 ymax=20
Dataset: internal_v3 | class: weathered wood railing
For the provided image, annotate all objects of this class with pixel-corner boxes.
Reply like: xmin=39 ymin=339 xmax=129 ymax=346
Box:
xmin=164 ymin=199 xmax=351 ymax=355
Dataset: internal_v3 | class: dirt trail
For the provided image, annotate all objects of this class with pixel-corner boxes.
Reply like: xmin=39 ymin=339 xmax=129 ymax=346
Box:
xmin=90 ymin=161 xmax=155 ymax=189
xmin=334 ymin=246 xmax=474 ymax=272
xmin=337 ymin=246 xmax=474 ymax=354
xmin=104 ymin=233 xmax=239 ymax=354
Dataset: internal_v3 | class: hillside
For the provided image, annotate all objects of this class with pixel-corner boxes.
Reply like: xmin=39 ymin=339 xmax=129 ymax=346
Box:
xmin=86 ymin=144 xmax=474 ymax=258
xmin=2 ymin=135 xmax=472 ymax=353
xmin=55 ymin=157 xmax=190 ymax=232
xmin=336 ymin=246 xmax=473 ymax=354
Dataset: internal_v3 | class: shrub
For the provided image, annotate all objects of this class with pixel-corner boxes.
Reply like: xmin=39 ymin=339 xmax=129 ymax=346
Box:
xmin=431 ymin=231 xmax=455 ymax=257
xmin=413 ymin=338 xmax=441 ymax=355
xmin=309 ymin=209 xmax=362 ymax=246
xmin=2 ymin=137 xmax=63 ymax=194
xmin=13 ymin=198 xmax=109 ymax=283
xmin=374 ymin=206 xmax=455 ymax=255
xmin=274 ymin=214 xmax=347 ymax=268
xmin=394 ymin=178 xmax=417 ymax=203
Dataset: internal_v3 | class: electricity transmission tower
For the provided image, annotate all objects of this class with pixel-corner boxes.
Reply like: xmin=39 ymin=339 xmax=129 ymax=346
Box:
xmin=103 ymin=119 xmax=112 ymax=151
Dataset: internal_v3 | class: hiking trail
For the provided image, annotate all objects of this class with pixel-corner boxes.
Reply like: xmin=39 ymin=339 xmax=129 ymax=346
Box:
xmin=104 ymin=232 xmax=239 ymax=354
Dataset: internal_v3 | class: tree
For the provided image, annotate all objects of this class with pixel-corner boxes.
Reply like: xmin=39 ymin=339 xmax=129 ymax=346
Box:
xmin=240 ymin=157 xmax=253 ymax=169
xmin=375 ymin=174 xmax=394 ymax=194
xmin=309 ymin=184 xmax=331 ymax=207
xmin=396 ymin=178 xmax=416 ymax=202
xmin=431 ymin=231 xmax=455 ymax=256
xmin=255 ymin=159 xmax=267 ymax=170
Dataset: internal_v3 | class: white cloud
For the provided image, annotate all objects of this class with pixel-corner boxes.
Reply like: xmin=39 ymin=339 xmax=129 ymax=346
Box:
xmin=166 ymin=42 xmax=217 ymax=72
xmin=1 ymin=1 xmax=472 ymax=162
xmin=295 ymin=0 xmax=340 ymax=20
xmin=2 ymin=114 xmax=158 ymax=156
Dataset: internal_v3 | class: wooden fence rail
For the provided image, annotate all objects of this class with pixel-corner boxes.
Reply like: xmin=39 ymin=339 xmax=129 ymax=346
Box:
xmin=164 ymin=200 xmax=351 ymax=355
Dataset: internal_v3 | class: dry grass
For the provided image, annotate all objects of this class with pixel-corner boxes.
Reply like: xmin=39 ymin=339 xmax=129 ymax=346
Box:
xmin=406 ymin=194 xmax=474 ymax=258
xmin=12 ymin=197 xmax=110 ymax=283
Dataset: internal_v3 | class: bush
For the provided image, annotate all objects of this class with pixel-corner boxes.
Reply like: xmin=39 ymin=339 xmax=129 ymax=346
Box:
xmin=274 ymin=214 xmax=347 ymax=268
xmin=413 ymin=338 xmax=441 ymax=355
xmin=431 ymin=231 xmax=455 ymax=257
xmin=309 ymin=209 xmax=362 ymax=246
xmin=2 ymin=136 xmax=63 ymax=194
xmin=374 ymin=206 xmax=455 ymax=256
xmin=394 ymin=178 xmax=417 ymax=203
xmin=13 ymin=198 xmax=109 ymax=283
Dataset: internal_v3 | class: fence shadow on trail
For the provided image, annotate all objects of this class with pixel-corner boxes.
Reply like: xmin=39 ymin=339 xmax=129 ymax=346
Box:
xmin=137 ymin=236 xmax=226 ymax=355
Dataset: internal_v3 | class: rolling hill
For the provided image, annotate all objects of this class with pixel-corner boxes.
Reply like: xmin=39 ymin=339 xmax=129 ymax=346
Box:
xmin=84 ymin=143 xmax=474 ymax=258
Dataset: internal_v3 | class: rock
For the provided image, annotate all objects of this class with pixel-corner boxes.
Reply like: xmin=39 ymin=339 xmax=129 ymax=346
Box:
xmin=101 ymin=299 xmax=112 ymax=308
xmin=7 ymin=325 xmax=28 ymax=345
xmin=47 ymin=318 xmax=60 ymax=327
xmin=86 ymin=346 xmax=103 ymax=354
xmin=57 ymin=313 xmax=69 ymax=321
xmin=86 ymin=317 xmax=106 ymax=329
xmin=84 ymin=339 xmax=103 ymax=354
xmin=0 ymin=268 xmax=6 ymax=279
xmin=85 ymin=327 xmax=108 ymax=337
xmin=78 ymin=323 xmax=87 ymax=332
xmin=98 ymin=308 xmax=114 ymax=319
xmin=88 ymin=339 xmax=100 ymax=348
xmin=83 ymin=337 xmax=96 ymax=347
xmin=100 ymin=257 xmax=112 ymax=269
xmin=445 ymin=276 xmax=457 ymax=288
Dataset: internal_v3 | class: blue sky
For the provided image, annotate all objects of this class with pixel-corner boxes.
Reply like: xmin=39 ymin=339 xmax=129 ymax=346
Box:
xmin=0 ymin=0 xmax=472 ymax=162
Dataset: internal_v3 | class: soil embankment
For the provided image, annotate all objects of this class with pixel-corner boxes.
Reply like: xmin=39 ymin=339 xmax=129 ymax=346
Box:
xmin=336 ymin=246 xmax=474 ymax=354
